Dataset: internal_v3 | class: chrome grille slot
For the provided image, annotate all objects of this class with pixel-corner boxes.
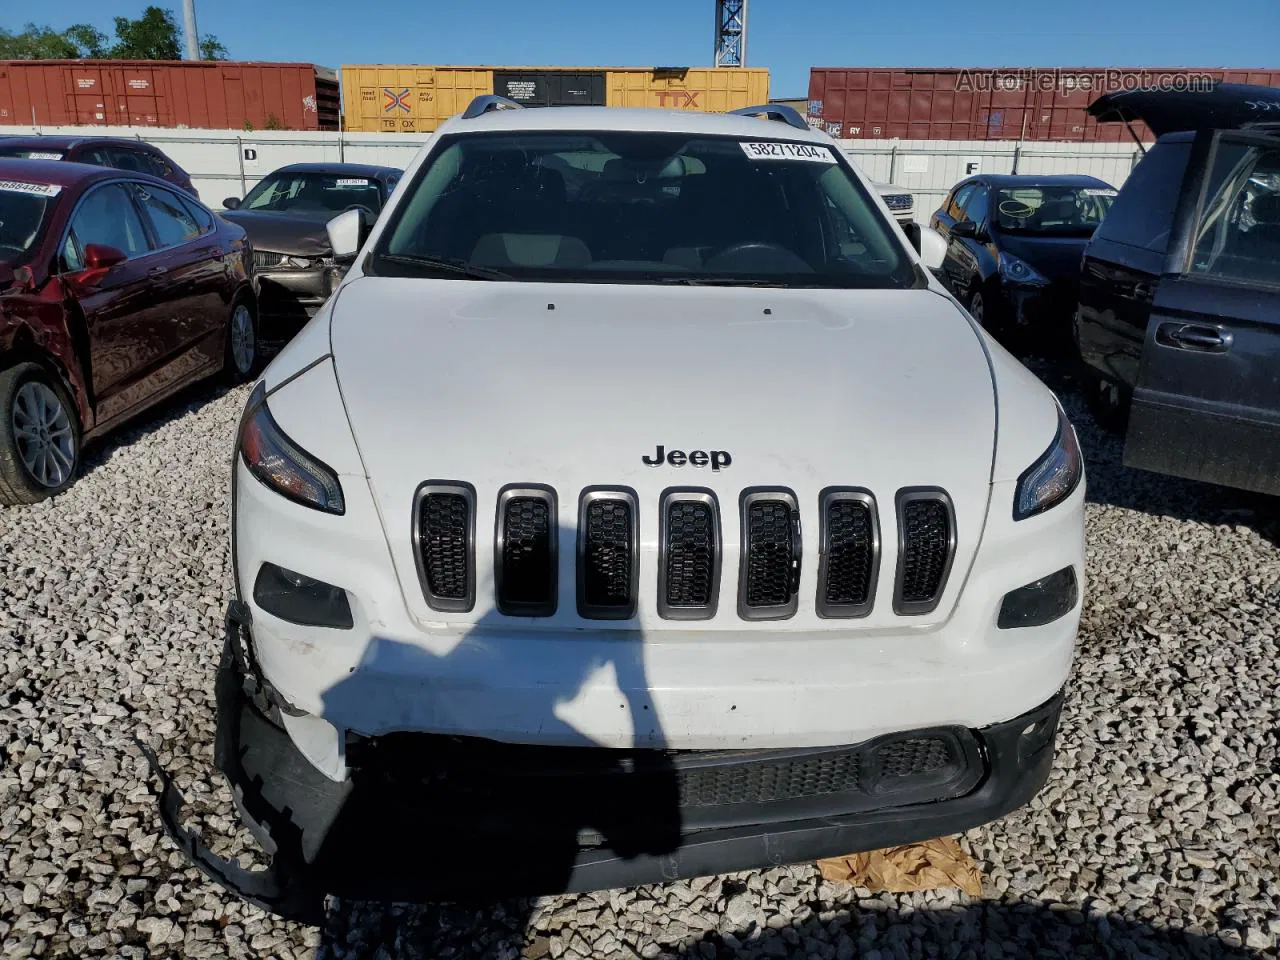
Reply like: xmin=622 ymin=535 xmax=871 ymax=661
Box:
xmin=739 ymin=489 xmax=801 ymax=620
xmin=658 ymin=490 xmax=720 ymax=620
xmin=578 ymin=489 xmax=639 ymax=620
xmin=496 ymin=486 xmax=557 ymax=617
xmin=894 ymin=489 xmax=956 ymax=615
xmin=817 ymin=488 xmax=879 ymax=618
xmin=412 ymin=482 xmax=475 ymax=613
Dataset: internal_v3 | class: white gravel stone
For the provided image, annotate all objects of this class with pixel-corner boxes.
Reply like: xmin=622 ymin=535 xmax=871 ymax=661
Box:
xmin=2 ymin=364 xmax=1279 ymax=958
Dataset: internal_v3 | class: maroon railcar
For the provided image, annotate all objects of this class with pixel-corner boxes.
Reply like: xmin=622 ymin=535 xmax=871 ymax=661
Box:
xmin=808 ymin=67 xmax=1280 ymax=141
xmin=0 ymin=60 xmax=339 ymax=131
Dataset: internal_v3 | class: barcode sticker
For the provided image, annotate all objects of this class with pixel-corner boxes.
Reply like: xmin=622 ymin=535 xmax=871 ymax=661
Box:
xmin=740 ymin=142 xmax=837 ymax=164
xmin=0 ymin=180 xmax=61 ymax=197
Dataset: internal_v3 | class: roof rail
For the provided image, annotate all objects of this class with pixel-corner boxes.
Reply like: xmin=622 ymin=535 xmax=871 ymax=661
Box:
xmin=729 ymin=104 xmax=810 ymax=132
xmin=461 ymin=95 xmax=525 ymax=120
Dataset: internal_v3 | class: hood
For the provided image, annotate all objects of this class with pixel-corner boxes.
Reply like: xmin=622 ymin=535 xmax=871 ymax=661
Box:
xmin=996 ymin=233 xmax=1090 ymax=282
xmin=328 ymin=279 xmax=998 ymax=630
xmin=219 ymin=209 xmax=332 ymax=257
xmin=1089 ymin=83 xmax=1280 ymax=136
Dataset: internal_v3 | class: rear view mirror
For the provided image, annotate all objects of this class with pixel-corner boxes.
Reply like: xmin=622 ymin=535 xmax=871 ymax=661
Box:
xmin=916 ymin=227 xmax=949 ymax=272
xmin=222 ymin=196 xmax=241 ymax=210
xmin=326 ymin=209 xmax=364 ymax=261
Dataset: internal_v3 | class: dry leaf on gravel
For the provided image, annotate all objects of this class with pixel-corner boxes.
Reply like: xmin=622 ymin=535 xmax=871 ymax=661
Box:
xmin=817 ymin=837 xmax=983 ymax=896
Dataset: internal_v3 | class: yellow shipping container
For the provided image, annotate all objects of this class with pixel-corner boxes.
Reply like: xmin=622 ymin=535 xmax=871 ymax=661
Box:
xmin=607 ymin=67 xmax=770 ymax=112
xmin=341 ymin=66 xmax=771 ymax=134
xmin=341 ymin=66 xmax=493 ymax=134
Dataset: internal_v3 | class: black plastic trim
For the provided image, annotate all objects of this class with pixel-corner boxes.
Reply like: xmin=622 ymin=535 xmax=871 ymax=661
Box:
xmin=495 ymin=484 xmax=558 ymax=617
xmin=411 ymin=481 xmax=477 ymax=614
xmin=577 ymin=487 xmax=640 ymax=620
xmin=738 ymin=487 xmax=802 ymax=621
xmin=816 ymin=487 xmax=880 ymax=619
xmin=893 ymin=487 xmax=957 ymax=616
xmin=657 ymin=488 xmax=721 ymax=621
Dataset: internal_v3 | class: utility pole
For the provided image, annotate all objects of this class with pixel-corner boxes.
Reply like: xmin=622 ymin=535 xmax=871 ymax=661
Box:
xmin=182 ymin=0 xmax=200 ymax=60
xmin=714 ymin=0 xmax=748 ymax=67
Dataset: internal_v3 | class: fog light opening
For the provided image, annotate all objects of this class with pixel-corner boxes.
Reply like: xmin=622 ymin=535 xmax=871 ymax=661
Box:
xmin=997 ymin=566 xmax=1078 ymax=629
xmin=253 ymin=562 xmax=354 ymax=630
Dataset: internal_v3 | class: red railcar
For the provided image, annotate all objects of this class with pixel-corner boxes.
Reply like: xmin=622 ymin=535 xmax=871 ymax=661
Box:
xmin=0 ymin=60 xmax=339 ymax=131
xmin=808 ymin=67 xmax=1280 ymax=141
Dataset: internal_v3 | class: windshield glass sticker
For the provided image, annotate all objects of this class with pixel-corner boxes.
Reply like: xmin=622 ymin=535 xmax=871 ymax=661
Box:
xmin=336 ymin=178 xmax=370 ymax=187
xmin=0 ymin=180 xmax=61 ymax=197
xmin=1082 ymin=188 xmax=1118 ymax=197
xmin=26 ymin=152 xmax=64 ymax=161
xmin=740 ymin=142 xmax=837 ymax=164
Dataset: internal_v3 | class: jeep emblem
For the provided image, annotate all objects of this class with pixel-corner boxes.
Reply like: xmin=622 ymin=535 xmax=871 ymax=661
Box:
xmin=643 ymin=445 xmax=732 ymax=472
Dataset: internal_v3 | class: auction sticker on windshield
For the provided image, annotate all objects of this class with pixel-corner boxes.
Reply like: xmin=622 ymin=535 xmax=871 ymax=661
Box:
xmin=0 ymin=180 xmax=61 ymax=197
xmin=740 ymin=142 xmax=837 ymax=163
xmin=1083 ymin=188 xmax=1118 ymax=197
xmin=336 ymin=178 xmax=370 ymax=187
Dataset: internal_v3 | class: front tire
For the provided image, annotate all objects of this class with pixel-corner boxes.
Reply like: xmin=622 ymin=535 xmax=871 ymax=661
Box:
xmin=226 ymin=297 xmax=260 ymax=383
xmin=0 ymin=362 xmax=82 ymax=505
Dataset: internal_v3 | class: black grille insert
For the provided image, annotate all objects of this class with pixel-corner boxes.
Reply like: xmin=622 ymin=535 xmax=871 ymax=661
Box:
xmin=739 ymin=490 xmax=801 ymax=620
xmin=659 ymin=491 xmax=720 ymax=619
xmin=413 ymin=483 xmax=475 ymax=613
xmin=496 ymin=486 xmax=557 ymax=617
xmin=818 ymin=489 xmax=879 ymax=618
xmin=894 ymin=490 xmax=955 ymax=615
xmin=578 ymin=490 xmax=638 ymax=619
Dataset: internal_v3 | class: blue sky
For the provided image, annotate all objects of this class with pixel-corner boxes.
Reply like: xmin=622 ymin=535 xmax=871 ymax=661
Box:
xmin=9 ymin=0 xmax=1279 ymax=97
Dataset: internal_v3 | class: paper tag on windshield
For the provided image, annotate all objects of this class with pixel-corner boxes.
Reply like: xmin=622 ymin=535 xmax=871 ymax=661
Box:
xmin=336 ymin=178 xmax=369 ymax=187
xmin=1082 ymin=188 xmax=1117 ymax=197
xmin=740 ymin=142 xmax=837 ymax=163
xmin=0 ymin=180 xmax=61 ymax=197
xmin=26 ymin=151 xmax=64 ymax=161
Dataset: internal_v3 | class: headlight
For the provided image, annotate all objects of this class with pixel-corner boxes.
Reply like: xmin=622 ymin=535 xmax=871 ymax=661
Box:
xmin=999 ymin=253 xmax=1048 ymax=286
xmin=1014 ymin=405 xmax=1082 ymax=520
xmin=238 ymin=382 xmax=345 ymax=514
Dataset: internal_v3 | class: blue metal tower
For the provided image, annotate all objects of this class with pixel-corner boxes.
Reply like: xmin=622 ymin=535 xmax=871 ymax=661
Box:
xmin=714 ymin=0 xmax=749 ymax=67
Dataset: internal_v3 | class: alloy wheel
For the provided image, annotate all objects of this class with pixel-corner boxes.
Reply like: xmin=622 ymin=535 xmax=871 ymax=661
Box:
xmin=231 ymin=304 xmax=256 ymax=376
xmin=12 ymin=381 xmax=75 ymax=489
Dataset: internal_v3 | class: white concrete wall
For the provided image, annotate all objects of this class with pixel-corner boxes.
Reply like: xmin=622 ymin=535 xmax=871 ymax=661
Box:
xmin=3 ymin=125 xmax=1148 ymax=220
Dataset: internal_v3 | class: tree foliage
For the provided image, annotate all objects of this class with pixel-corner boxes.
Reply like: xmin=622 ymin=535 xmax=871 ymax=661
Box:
xmin=0 ymin=7 xmax=227 ymax=61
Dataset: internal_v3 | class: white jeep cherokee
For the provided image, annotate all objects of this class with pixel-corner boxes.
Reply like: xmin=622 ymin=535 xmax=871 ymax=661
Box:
xmin=166 ymin=99 xmax=1084 ymax=911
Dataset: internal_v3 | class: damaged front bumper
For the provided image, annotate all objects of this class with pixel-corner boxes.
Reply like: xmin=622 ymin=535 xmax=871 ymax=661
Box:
xmin=145 ymin=604 xmax=1066 ymax=921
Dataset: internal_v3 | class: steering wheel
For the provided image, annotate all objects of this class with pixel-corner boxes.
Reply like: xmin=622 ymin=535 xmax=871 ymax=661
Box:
xmin=703 ymin=241 xmax=813 ymax=273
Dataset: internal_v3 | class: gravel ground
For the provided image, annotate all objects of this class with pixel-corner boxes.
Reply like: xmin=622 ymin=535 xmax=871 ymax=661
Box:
xmin=2 ymin=364 xmax=1279 ymax=959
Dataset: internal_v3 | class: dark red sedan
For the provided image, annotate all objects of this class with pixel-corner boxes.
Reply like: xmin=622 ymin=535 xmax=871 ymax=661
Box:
xmin=0 ymin=159 xmax=256 ymax=505
xmin=0 ymin=136 xmax=199 ymax=198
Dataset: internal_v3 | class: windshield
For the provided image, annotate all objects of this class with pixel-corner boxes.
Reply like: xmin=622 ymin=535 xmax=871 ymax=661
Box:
xmin=995 ymin=185 xmax=1116 ymax=235
xmin=0 ymin=146 xmax=65 ymax=161
xmin=371 ymin=131 xmax=916 ymax=288
xmin=0 ymin=181 xmax=58 ymax=265
xmin=242 ymin=172 xmax=383 ymax=218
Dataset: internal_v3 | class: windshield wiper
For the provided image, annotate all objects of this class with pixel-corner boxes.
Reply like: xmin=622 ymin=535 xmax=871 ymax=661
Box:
xmin=371 ymin=254 xmax=512 ymax=281
xmin=658 ymin=276 xmax=792 ymax=287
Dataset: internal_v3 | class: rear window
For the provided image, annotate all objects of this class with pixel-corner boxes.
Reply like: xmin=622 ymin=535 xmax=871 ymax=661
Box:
xmin=1091 ymin=140 xmax=1191 ymax=253
xmin=372 ymin=130 xmax=915 ymax=289
xmin=0 ymin=146 xmax=65 ymax=161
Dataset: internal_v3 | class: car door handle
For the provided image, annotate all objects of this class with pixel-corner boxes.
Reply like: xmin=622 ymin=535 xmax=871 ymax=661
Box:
xmin=1156 ymin=322 xmax=1232 ymax=353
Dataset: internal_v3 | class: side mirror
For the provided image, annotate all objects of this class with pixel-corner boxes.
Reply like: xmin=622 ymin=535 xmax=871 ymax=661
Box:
xmin=222 ymin=196 xmax=241 ymax=210
xmin=326 ymin=208 xmax=364 ymax=261
xmin=69 ymin=244 xmax=127 ymax=293
xmin=917 ymin=226 xmax=949 ymax=272
xmin=951 ymin=220 xmax=978 ymax=239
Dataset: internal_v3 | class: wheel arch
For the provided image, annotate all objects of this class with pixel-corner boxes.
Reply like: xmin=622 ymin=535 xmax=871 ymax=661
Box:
xmin=0 ymin=324 xmax=91 ymax=434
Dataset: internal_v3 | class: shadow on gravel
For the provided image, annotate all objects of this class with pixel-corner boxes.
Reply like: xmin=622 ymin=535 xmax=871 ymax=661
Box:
xmin=1026 ymin=356 xmax=1280 ymax=551
xmin=311 ymin=895 xmax=1265 ymax=959
xmin=75 ymin=377 xmax=238 ymax=481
